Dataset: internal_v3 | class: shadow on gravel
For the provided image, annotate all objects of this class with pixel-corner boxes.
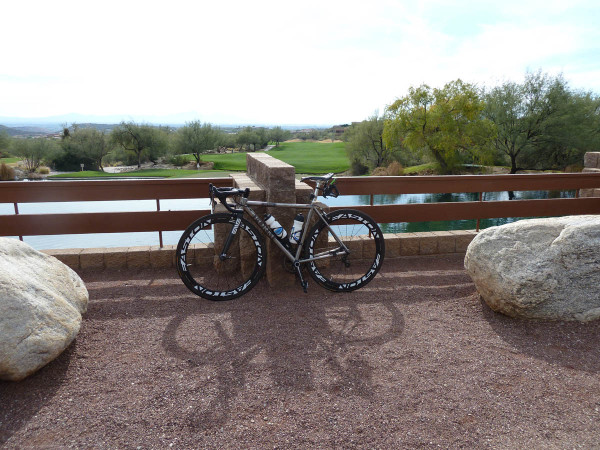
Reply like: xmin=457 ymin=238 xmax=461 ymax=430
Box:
xmin=482 ymin=300 xmax=600 ymax=373
xmin=160 ymin=288 xmax=405 ymax=430
xmin=0 ymin=344 xmax=74 ymax=446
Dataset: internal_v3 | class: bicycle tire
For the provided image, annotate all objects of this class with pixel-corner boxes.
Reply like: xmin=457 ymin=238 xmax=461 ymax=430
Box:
xmin=176 ymin=213 xmax=266 ymax=300
xmin=304 ymin=209 xmax=385 ymax=292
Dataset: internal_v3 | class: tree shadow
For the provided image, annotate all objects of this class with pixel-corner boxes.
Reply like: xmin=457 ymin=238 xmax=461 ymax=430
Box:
xmin=481 ymin=298 xmax=600 ymax=373
xmin=0 ymin=342 xmax=75 ymax=445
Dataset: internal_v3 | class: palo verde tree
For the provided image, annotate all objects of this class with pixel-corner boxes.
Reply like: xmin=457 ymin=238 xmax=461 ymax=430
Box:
xmin=175 ymin=121 xmax=222 ymax=164
xmin=384 ymin=80 xmax=495 ymax=174
xmin=111 ymin=122 xmax=167 ymax=168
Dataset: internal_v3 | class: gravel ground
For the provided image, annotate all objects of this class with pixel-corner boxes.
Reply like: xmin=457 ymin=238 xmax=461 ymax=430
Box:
xmin=1 ymin=254 xmax=600 ymax=448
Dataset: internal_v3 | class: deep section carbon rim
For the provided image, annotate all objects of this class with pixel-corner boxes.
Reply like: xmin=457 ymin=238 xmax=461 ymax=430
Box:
xmin=304 ymin=209 xmax=385 ymax=292
xmin=176 ymin=213 xmax=265 ymax=300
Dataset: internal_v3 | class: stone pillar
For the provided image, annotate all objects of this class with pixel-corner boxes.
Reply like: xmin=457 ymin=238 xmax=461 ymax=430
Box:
xmin=232 ymin=173 xmax=265 ymax=280
xmin=246 ymin=153 xmax=297 ymax=287
xmin=580 ymin=152 xmax=600 ymax=198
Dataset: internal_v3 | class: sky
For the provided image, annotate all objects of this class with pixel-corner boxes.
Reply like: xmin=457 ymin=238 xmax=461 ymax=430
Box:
xmin=1 ymin=0 xmax=599 ymax=126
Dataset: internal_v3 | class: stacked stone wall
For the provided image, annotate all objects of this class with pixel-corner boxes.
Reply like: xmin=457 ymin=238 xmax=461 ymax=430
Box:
xmin=580 ymin=152 xmax=600 ymax=198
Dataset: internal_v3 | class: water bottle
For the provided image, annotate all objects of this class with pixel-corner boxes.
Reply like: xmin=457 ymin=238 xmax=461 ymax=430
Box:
xmin=264 ymin=213 xmax=287 ymax=241
xmin=288 ymin=213 xmax=305 ymax=245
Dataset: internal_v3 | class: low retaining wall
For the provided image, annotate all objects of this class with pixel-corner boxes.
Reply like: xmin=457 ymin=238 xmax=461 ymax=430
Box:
xmin=41 ymin=230 xmax=477 ymax=272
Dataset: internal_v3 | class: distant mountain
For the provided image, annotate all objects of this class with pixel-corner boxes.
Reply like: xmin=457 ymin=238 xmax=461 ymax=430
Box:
xmin=0 ymin=124 xmax=48 ymax=137
xmin=0 ymin=113 xmax=335 ymax=130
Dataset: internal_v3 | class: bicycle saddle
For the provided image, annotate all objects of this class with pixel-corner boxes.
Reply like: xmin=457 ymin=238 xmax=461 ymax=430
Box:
xmin=301 ymin=173 xmax=334 ymax=183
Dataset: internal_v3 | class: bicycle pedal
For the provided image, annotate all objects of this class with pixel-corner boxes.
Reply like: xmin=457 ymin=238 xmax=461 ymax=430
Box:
xmin=293 ymin=261 xmax=309 ymax=293
xmin=301 ymin=280 xmax=308 ymax=293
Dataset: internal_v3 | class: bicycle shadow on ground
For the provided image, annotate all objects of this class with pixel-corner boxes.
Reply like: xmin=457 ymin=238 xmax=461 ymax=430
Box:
xmin=160 ymin=280 xmax=405 ymax=431
xmin=0 ymin=344 xmax=75 ymax=446
xmin=481 ymin=298 xmax=600 ymax=373
xmin=78 ymin=257 xmax=469 ymax=433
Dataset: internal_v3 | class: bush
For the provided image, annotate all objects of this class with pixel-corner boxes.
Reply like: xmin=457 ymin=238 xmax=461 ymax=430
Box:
xmin=371 ymin=161 xmax=404 ymax=176
xmin=168 ymin=154 xmax=190 ymax=167
xmin=350 ymin=160 xmax=369 ymax=176
xmin=0 ymin=163 xmax=16 ymax=180
xmin=564 ymin=164 xmax=583 ymax=173
xmin=371 ymin=166 xmax=389 ymax=176
xmin=52 ymin=150 xmax=97 ymax=172
xmin=386 ymin=161 xmax=404 ymax=176
xmin=37 ymin=166 xmax=51 ymax=174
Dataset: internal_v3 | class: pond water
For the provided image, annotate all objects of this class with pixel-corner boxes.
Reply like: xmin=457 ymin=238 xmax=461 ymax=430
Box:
xmin=0 ymin=189 xmax=575 ymax=250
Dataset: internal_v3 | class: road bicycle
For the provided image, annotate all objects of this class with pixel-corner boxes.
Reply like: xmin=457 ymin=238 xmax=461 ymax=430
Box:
xmin=176 ymin=173 xmax=385 ymax=300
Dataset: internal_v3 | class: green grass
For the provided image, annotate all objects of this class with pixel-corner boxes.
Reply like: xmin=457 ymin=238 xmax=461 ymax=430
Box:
xmin=402 ymin=163 xmax=436 ymax=174
xmin=201 ymin=153 xmax=248 ymax=171
xmin=48 ymin=142 xmax=350 ymax=179
xmin=268 ymin=141 xmax=349 ymax=173
xmin=198 ymin=141 xmax=349 ymax=174
xmin=0 ymin=157 xmax=20 ymax=164
xmin=48 ymin=169 xmax=232 ymax=179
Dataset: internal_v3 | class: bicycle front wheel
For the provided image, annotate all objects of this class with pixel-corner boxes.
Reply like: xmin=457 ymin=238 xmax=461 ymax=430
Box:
xmin=304 ymin=209 xmax=385 ymax=292
xmin=176 ymin=213 xmax=266 ymax=300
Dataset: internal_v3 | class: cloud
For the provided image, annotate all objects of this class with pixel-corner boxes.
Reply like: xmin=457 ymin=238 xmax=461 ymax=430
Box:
xmin=1 ymin=0 xmax=599 ymax=123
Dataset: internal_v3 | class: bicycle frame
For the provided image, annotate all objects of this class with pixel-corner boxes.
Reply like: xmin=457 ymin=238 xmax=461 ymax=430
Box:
xmin=215 ymin=185 xmax=350 ymax=265
xmin=178 ymin=177 xmax=385 ymax=299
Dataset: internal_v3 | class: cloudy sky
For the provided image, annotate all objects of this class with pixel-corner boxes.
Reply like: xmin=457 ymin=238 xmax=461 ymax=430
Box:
xmin=2 ymin=0 xmax=599 ymax=125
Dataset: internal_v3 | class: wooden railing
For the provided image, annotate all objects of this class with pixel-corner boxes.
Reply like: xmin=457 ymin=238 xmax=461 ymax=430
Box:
xmin=0 ymin=178 xmax=232 ymax=244
xmin=332 ymin=173 xmax=600 ymax=224
xmin=1 ymin=173 xmax=600 ymax=244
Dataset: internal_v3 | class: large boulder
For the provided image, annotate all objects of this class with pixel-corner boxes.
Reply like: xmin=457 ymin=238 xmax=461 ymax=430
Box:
xmin=0 ymin=238 xmax=89 ymax=381
xmin=464 ymin=215 xmax=600 ymax=322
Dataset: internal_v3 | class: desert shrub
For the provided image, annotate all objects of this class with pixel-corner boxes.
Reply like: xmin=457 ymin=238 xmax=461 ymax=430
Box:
xmin=37 ymin=166 xmax=50 ymax=174
xmin=52 ymin=150 xmax=97 ymax=172
xmin=371 ymin=166 xmax=389 ymax=176
xmin=168 ymin=154 xmax=189 ymax=166
xmin=371 ymin=161 xmax=405 ymax=176
xmin=386 ymin=161 xmax=404 ymax=176
xmin=0 ymin=163 xmax=15 ymax=180
xmin=564 ymin=164 xmax=583 ymax=173
xmin=350 ymin=160 xmax=369 ymax=176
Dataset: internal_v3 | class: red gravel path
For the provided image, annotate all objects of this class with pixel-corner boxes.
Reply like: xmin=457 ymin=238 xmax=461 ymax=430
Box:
xmin=1 ymin=254 xmax=599 ymax=448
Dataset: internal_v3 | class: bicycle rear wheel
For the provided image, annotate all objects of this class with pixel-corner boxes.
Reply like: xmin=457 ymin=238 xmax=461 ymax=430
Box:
xmin=304 ymin=209 xmax=385 ymax=292
xmin=176 ymin=213 xmax=266 ymax=300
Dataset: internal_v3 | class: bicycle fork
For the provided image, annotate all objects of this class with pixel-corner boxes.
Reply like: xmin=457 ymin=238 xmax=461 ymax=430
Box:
xmin=219 ymin=214 xmax=243 ymax=261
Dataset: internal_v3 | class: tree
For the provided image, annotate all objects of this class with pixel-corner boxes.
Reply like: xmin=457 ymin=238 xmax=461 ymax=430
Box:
xmin=68 ymin=128 xmax=113 ymax=171
xmin=269 ymin=126 xmax=291 ymax=147
xmin=111 ymin=122 xmax=167 ymax=168
xmin=384 ymin=80 xmax=495 ymax=173
xmin=0 ymin=131 xmax=11 ymax=156
xmin=11 ymin=138 xmax=59 ymax=172
xmin=254 ymin=127 xmax=270 ymax=150
xmin=523 ymin=88 xmax=600 ymax=170
xmin=175 ymin=121 xmax=222 ymax=164
xmin=236 ymin=126 xmax=260 ymax=151
xmin=482 ymin=71 xmax=598 ymax=173
xmin=344 ymin=115 xmax=392 ymax=169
